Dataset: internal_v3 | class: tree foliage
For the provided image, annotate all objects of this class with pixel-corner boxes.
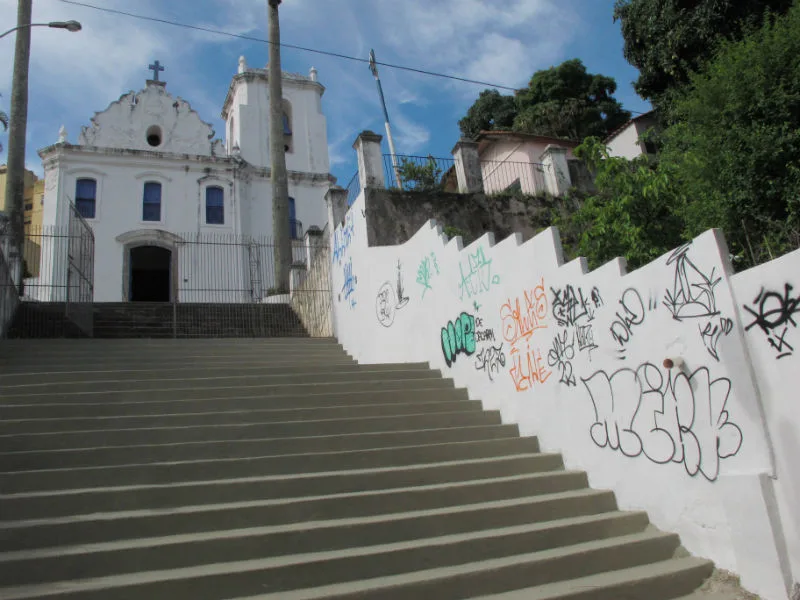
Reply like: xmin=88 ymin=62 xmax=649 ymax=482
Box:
xmin=562 ymin=3 xmax=800 ymax=270
xmin=661 ymin=0 xmax=800 ymax=265
xmin=458 ymin=59 xmax=630 ymax=142
xmin=513 ymin=59 xmax=631 ymax=140
xmin=396 ymin=156 xmax=445 ymax=192
xmin=557 ymin=138 xmax=685 ymax=270
xmin=614 ymin=0 xmax=793 ymax=109
xmin=457 ymin=90 xmax=517 ymax=140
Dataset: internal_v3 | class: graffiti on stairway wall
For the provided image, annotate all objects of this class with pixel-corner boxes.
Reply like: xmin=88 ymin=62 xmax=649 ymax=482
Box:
xmin=475 ymin=344 xmax=506 ymax=381
xmin=581 ymin=363 xmax=743 ymax=481
xmin=743 ymin=282 xmax=800 ymax=359
xmin=441 ymin=312 xmax=476 ymax=367
xmin=333 ymin=211 xmax=355 ymax=267
xmin=376 ymin=260 xmax=410 ymax=327
xmin=416 ymin=252 xmax=440 ymax=299
xmin=663 ymin=243 xmax=732 ymax=361
xmin=548 ymin=284 xmax=603 ymax=386
xmin=458 ymin=246 xmax=500 ymax=300
xmin=609 ymin=288 xmax=658 ymax=360
xmin=339 ymin=258 xmax=357 ymax=309
xmin=501 ymin=278 xmax=551 ymax=391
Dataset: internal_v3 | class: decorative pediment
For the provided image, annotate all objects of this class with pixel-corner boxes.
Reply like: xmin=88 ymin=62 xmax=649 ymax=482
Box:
xmin=79 ymin=83 xmax=219 ymax=156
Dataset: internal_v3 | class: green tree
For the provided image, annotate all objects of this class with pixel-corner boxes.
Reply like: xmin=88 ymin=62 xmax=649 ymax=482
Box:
xmin=513 ymin=59 xmax=631 ymax=140
xmin=458 ymin=89 xmax=517 ymax=140
xmin=396 ymin=156 xmax=445 ymax=192
xmin=558 ymin=137 xmax=685 ymax=270
xmin=614 ymin=0 xmax=792 ymax=110
xmin=458 ymin=59 xmax=630 ymax=142
xmin=660 ymin=1 xmax=800 ymax=266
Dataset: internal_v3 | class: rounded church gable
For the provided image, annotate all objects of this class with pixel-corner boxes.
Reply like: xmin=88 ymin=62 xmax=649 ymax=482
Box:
xmin=78 ymin=83 xmax=218 ymax=156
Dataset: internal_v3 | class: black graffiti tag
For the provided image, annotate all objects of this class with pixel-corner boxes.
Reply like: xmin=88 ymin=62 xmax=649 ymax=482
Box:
xmin=581 ymin=363 xmax=743 ymax=482
xmin=610 ymin=288 xmax=646 ymax=349
xmin=744 ymin=283 xmax=800 ymax=359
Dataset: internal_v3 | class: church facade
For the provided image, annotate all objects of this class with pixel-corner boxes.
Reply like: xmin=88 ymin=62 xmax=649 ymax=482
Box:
xmin=35 ymin=57 xmax=332 ymax=303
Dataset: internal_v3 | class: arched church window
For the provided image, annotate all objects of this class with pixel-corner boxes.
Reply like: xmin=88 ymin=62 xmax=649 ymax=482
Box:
xmin=75 ymin=178 xmax=97 ymax=219
xmin=142 ymin=182 xmax=162 ymax=221
xmin=206 ymin=186 xmax=224 ymax=225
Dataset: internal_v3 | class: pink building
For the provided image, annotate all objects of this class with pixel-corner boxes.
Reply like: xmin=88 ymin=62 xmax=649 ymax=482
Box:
xmin=475 ymin=131 xmax=579 ymax=195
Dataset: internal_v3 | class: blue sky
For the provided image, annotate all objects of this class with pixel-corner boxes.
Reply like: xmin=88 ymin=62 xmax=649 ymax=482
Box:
xmin=0 ymin=0 xmax=651 ymax=186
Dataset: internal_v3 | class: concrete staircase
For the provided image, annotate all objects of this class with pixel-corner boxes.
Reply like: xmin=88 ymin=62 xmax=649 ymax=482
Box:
xmin=7 ymin=302 xmax=309 ymax=338
xmin=0 ymin=338 xmax=719 ymax=599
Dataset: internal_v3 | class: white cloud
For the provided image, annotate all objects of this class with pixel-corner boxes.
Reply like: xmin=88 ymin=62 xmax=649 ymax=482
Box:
xmin=0 ymin=0 xmax=581 ymax=180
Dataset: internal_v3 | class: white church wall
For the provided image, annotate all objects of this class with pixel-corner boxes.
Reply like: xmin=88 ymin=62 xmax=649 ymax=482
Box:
xmin=330 ymin=188 xmax=797 ymax=600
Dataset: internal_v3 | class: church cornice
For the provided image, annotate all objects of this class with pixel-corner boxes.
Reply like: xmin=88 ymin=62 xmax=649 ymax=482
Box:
xmin=221 ymin=70 xmax=325 ymax=119
xmin=38 ymin=143 xmax=337 ymax=186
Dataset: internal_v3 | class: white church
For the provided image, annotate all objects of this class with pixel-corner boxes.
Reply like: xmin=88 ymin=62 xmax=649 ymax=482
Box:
xmin=34 ymin=56 xmax=332 ymax=303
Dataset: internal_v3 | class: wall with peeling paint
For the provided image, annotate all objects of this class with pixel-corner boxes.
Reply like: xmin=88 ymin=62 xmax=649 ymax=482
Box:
xmin=330 ymin=188 xmax=799 ymax=600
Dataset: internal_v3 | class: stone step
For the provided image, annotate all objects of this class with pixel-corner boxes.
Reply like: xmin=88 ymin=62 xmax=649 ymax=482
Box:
xmin=0 ymin=369 xmax=444 ymax=396
xmin=0 ymin=399 xmax=482 ymax=436
xmin=0 ymin=410 xmax=502 ymax=452
xmin=0 ymin=388 xmax=467 ymax=419
xmin=0 ymin=530 xmax=686 ymax=600
xmin=0 ymin=512 xmax=653 ymax=590
xmin=469 ymin=557 xmax=715 ymax=600
xmin=0 ymin=457 xmax=570 ymax=521
xmin=0 ymin=377 xmax=457 ymax=404
xmin=0 ymin=362 xmax=426 ymax=386
xmin=0 ymin=439 xmax=549 ymax=494
xmin=0 ymin=487 xmax=616 ymax=554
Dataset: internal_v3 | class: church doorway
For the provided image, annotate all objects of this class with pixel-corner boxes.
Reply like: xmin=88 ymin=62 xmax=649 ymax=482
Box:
xmin=129 ymin=245 xmax=172 ymax=302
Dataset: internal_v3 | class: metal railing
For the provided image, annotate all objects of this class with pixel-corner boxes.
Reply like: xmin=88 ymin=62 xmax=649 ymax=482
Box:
xmin=346 ymin=171 xmax=361 ymax=207
xmin=481 ymin=159 xmax=548 ymax=196
xmin=384 ymin=154 xmax=456 ymax=191
xmin=3 ymin=202 xmax=95 ymax=338
xmin=170 ymin=233 xmax=330 ymax=337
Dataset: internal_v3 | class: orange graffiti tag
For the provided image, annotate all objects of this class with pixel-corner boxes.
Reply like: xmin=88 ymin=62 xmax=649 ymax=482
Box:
xmin=501 ymin=278 xmax=551 ymax=392
xmin=509 ymin=343 xmax=552 ymax=392
xmin=500 ymin=278 xmax=549 ymax=345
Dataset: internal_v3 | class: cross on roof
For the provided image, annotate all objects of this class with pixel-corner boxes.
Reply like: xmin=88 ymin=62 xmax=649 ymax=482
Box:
xmin=148 ymin=60 xmax=165 ymax=82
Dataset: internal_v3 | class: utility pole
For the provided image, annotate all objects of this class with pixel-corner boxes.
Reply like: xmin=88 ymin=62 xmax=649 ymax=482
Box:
xmin=4 ymin=0 xmax=32 ymax=292
xmin=369 ymin=49 xmax=401 ymax=189
xmin=267 ymin=0 xmax=291 ymax=294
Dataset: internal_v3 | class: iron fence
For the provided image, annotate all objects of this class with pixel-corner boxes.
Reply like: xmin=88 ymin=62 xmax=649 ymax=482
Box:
xmin=170 ymin=232 xmax=331 ymax=337
xmin=481 ymin=159 xmax=548 ymax=196
xmin=383 ymin=154 xmax=457 ymax=192
xmin=3 ymin=202 xmax=95 ymax=338
xmin=346 ymin=171 xmax=361 ymax=207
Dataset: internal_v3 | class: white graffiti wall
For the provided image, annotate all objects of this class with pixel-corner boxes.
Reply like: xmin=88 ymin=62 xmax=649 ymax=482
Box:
xmin=330 ymin=191 xmax=799 ymax=600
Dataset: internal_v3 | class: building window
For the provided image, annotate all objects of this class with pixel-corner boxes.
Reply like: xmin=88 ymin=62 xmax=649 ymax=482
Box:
xmin=282 ymin=99 xmax=293 ymax=153
xmin=75 ymin=178 xmax=97 ymax=219
xmin=288 ymin=196 xmax=301 ymax=240
xmin=206 ymin=186 xmax=224 ymax=225
xmin=24 ymin=203 xmax=33 ymax=211
xmin=142 ymin=181 xmax=162 ymax=221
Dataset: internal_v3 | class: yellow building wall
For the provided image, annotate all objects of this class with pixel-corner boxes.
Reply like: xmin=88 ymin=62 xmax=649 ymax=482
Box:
xmin=1 ymin=165 xmax=43 ymax=278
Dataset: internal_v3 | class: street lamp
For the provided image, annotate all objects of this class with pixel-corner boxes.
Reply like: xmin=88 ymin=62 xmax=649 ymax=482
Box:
xmin=2 ymin=0 xmax=82 ymax=293
xmin=0 ymin=20 xmax=82 ymax=40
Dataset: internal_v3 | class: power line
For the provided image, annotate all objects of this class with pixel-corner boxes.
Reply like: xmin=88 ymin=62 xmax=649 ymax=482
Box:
xmin=53 ymin=0 xmax=651 ymax=115
xmin=54 ymin=0 xmax=520 ymax=91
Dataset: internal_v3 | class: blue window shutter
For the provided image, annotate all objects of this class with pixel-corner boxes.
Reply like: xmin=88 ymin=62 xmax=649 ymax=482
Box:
xmin=288 ymin=196 xmax=297 ymax=239
xmin=75 ymin=178 xmax=97 ymax=219
xmin=206 ymin=186 xmax=224 ymax=224
xmin=143 ymin=182 xmax=161 ymax=221
xmin=283 ymin=113 xmax=292 ymax=136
